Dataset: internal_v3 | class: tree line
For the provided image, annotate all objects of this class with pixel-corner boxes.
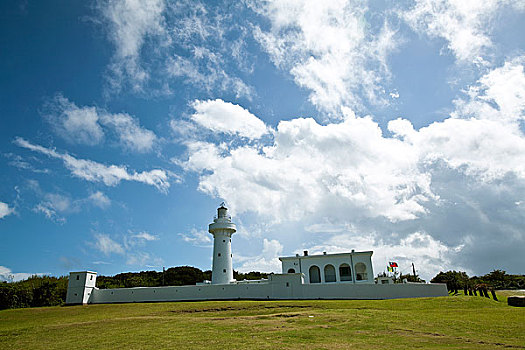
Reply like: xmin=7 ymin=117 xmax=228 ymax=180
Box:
xmin=0 ymin=266 xmax=268 ymax=310
xmin=430 ymin=269 xmax=525 ymax=293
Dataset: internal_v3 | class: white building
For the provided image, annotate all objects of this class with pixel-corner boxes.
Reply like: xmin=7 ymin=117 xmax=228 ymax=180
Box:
xmin=66 ymin=204 xmax=447 ymax=305
xmin=280 ymin=251 xmax=374 ymax=284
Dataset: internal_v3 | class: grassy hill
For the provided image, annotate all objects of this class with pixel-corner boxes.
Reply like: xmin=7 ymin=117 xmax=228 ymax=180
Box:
xmin=0 ymin=295 xmax=524 ymax=349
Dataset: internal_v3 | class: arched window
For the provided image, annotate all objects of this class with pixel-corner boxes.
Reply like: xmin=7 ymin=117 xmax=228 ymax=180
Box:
xmin=287 ymin=268 xmax=296 ymax=273
xmin=309 ymin=265 xmax=321 ymax=283
xmin=324 ymin=264 xmax=336 ymax=282
xmin=355 ymin=263 xmax=367 ymax=281
xmin=339 ymin=264 xmax=352 ymax=281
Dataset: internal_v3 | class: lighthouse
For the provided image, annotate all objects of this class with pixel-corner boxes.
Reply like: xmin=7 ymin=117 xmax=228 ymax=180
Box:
xmin=209 ymin=202 xmax=236 ymax=284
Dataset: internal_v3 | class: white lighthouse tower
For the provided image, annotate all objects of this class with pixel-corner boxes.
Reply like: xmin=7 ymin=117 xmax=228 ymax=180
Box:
xmin=209 ymin=202 xmax=236 ymax=284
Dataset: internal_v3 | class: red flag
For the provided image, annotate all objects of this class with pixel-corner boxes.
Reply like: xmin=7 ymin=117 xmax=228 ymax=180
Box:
xmin=389 ymin=262 xmax=398 ymax=267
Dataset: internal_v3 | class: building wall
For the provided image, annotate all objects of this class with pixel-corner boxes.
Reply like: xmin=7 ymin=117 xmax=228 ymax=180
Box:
xmin=280 ymin=252 xmax=374 ymax=284
xmin=85 ymin=273 xmax=447 ymax=304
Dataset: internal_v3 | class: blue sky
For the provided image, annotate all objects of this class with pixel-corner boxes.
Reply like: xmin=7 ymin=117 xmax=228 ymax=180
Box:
xmin=1 ymin=0 xmax=525 ymax=281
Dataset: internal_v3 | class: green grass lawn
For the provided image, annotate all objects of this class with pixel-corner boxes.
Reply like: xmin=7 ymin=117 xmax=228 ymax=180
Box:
xmin=1 ymin=295 xmax=523 ymax=349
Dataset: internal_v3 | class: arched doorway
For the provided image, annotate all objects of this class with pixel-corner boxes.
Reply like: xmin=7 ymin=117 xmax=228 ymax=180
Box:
xmin=324 ymin=264 xmax=336 ymax=282
xmin=309 ymin=265 xmax=321 ymax=283
xmin=339 ymin=263 xmax=352 ymax=281
xmin=355 ymin=263 xmax=367 ymax=281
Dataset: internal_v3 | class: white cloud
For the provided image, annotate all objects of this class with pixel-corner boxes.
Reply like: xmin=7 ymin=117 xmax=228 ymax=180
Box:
xmin=389 ymin=58 xmax=525 ymax=181
xmin=0 ymin=201 xmax=15 ymax=219
xmin=236 ymin=238 xmax=283 ymax=273
xmin=452 ymin=58 xmax=525 ymax=123
xmin=0 ymin=266 xmax=46 ymax=282
xmin=132 ymin=231 xmax=158 ymax=241
xmin=30 ymin=186 xmax=112 ymax=222
xmin=15 ymin=138 xmax=171 ymax=193
xmin=179 ymin=228 xmax=212 ymax=246
xmin=88 ymin=191 xmax=111 ymax=209
xmin=252 ymin=0 xmax=398 ymax=113
xmin=183 ymin=112 xmax=433 ymax=223
xmin=126 ymin=252 xmax=163 ymax=267
xmin=5 ymin=153 xmax=50 ymax=174
xmin=99 ymin=111 xmax=157 ymax=152
xmin=403 ymin=0 xmax=525 ymax=63
xmin=94 ymin=233 xmax=125 ymax=256
xmin=166 ymin=56 xmax=253 ymax=99
xmin=90 ymin=231 xmax=161 ymax=267
xmin=183 ymin=59 xmax=525 ymax=224
xmin=99 ymin=0 xmax=253 ymax=98
xmin=33 ymin=193 xmax=75 ymax=223
xmin=100 ymin=0 xmax=166 ymax=92
xmin=43 ymin=95 xmax=157 ymax=152
xmin=42 ymin=94 xmax=104 ymax=145
xmin=190 ymin=99 xmax=269 ymax=139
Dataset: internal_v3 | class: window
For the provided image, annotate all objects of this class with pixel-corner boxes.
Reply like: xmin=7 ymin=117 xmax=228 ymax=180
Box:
xmin=339 ymin=264 xmax=352 ymax=281
xmin=90 ymin=275 xmax=93 ymax=280
xmin=309 ymin=265 xmax=321 ymax=283
xmin=223 ymin=240 xmax=225 ymax=242
xmin=355 ymin=263 xmax=367 ymax=281
xmin=218 ymin=253 xmax=221 ymax=257
xmin=223 ymin=269 xmax=226 ymax=273
xmin=287 ymin=268 xmax=296 ymax=273
xmin=76 ymin=275 xmax=79 ymax=280
xmin=324 ymin=264 xmax=336 ymax=282
xmin=286 ymin=282 xmax=290 ymax=287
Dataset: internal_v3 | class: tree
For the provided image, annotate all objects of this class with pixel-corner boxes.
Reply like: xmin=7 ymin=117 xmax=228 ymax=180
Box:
xmin=430 ymin=271 xmax=469 ymax=292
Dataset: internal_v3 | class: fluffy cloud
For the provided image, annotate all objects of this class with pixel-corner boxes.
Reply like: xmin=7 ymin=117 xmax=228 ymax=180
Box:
xmin=15 ymin=138 xmax=171 ymax=193
xmin=0 ymin=266 xmax=45 ymax=282
xmin=33 ymin=193 xmax=73 ymax=223
xmin=29 ymin=182 xmax=111 ymax=222
xmin=91 ymin=232 xmax=161 ymax=268
xmin=403 ymin=0 xmax=525 ymax=63
xmin=0 ymin=201 xmax=14 ymax=219
xmin=252 ymin=0 xmax=398 ymax=113
xmin=190 ymin=99 xmax=269 ymax=139
xmin=88 ymin=191 xmax=111 ymax=209
xmin=43 ymin=94 xmax=104 ymax=145
xmin=94 ymin=233 xmax=125 ymax=255
xmin=43 ymin=95 xmax=157 ymax=153
xmin=100 ymin=0 xmax=166 ymax=92
xmin=179 ymin=228 xmax=212 ymax=246
xmin=180 ymin=58 xmax=525 ymax=276
xmin=236 ymin=238 xmax=284 ymax=273
xmin=184 ymin=111 xmax=433 ymax=223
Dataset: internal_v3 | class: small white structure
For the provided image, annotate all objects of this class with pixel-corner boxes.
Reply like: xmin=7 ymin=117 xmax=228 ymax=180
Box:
xmin=66 ymin=204 xmax=448 ymax=305
xmin=65 ymin=271 xmax=97 ymax=305
xmin=376 ymin=276 xmax=395 ymax=284
xmin=209 ymin=203 xmax=236 ymax=284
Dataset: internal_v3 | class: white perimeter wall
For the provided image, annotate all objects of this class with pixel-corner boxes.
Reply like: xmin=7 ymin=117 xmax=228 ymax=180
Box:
xmin=87 ymin=273 xmax=447 ymax=304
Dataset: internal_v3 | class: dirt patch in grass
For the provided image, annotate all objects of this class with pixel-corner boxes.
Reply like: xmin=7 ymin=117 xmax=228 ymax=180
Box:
xmin=170 ymin=304 xmax=312 ymax=313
